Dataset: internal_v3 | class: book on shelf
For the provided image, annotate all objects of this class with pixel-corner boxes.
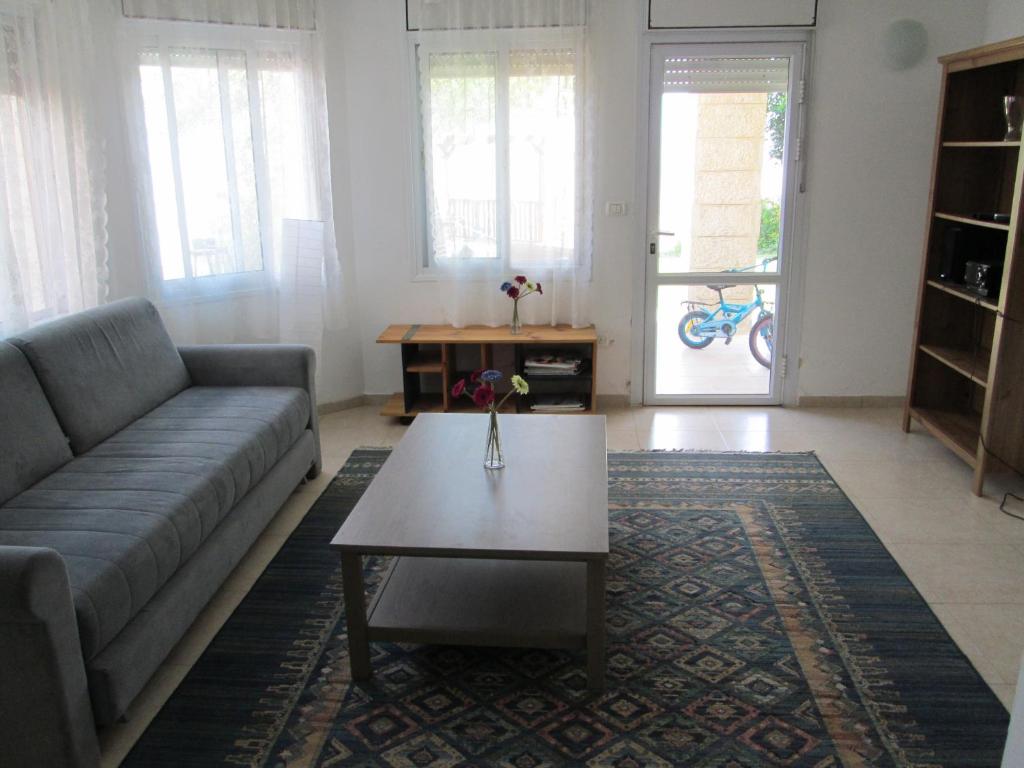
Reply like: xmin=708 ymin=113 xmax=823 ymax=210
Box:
xmin=524 ymin=352 xmax=584 ymax=377
xmin=530 ymin=394 xmax=586 ymax=412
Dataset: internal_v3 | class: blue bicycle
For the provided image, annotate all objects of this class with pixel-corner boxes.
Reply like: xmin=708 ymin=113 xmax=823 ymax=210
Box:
xmin=677 ymin=258 xmax=776 ymax=369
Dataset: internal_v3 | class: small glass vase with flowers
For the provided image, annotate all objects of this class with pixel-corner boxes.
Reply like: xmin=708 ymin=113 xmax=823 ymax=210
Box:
xmin=451 ymin=369 xmax=530 ymax=469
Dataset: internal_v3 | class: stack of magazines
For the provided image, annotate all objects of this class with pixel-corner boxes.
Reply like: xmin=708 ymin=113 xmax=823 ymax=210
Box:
xmin=524 ymin=353 xmax=583 ymax=377
xmin=530 ymin=394 xmax=586 ymax=412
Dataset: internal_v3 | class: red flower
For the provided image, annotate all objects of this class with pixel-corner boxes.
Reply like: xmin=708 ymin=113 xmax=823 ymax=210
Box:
xmin=451 ymin=379 xmax=466 ymax=398
xmin=514 ymin=275 xmax=528 ymax=284
xmin=535 ymin=282 xmax=543 ymax=295
xmin=472 ymin=383 xmax=495 ymax=408
xmin=506 ymin=286 xmax=520 ymax=299
xmin=470 ymin=368 xmax=483 ymax=383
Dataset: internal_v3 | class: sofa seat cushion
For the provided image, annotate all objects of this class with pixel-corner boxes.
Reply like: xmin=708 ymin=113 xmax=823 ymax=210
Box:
xmin=0 ymin=386 xmax=310 ymax=660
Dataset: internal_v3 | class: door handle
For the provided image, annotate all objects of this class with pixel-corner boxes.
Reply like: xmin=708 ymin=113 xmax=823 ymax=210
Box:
xmin=649 ymin=232 xmax=676 ymax=255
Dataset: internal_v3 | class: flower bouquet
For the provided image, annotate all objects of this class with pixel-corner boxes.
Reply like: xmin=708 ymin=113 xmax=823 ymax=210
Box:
xmin=451 ymin=369 xmax=530 ymax=469
xmin=500 ymin=275 xmax=542 ymax=335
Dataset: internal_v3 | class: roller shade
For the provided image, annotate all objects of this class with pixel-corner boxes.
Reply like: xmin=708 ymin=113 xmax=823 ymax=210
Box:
xmin=663 ymin=56 xmax=790 ymax=94
xmin=649 ymin=0 xmax=816 ymax=29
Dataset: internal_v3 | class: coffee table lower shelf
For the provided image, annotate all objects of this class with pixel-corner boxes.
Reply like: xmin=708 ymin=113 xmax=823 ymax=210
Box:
xmin=367 ymin=556 xmax=587 ymax=649
xmin=339 ymin=552 xmax=606 ymax=690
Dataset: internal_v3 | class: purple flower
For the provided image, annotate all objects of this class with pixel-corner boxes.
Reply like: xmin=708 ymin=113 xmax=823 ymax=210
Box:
xmin=481 ymin=369 xmax=502 ymax=383
xmin=451 ymin=379 xmax=466 ymax=398
xmin=506 ymin=286 xmax=520 ymax=299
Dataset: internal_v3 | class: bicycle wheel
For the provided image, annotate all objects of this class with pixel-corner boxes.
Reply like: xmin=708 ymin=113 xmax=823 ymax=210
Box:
xmin=678 ymin=310 xmax=714 ymax=349
xmin=749 ymin=314 xmax=774 ymax=368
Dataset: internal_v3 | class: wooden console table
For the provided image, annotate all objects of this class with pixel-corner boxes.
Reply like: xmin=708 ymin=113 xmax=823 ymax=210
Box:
xmin=377 ymin=324 xmax=598 ymax=418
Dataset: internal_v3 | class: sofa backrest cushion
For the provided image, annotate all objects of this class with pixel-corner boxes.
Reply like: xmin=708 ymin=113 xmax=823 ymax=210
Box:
xmin=7 ymin=299 xmax=191 ymax=454
xmin=0 ymin=342 xmax=73 ymax=505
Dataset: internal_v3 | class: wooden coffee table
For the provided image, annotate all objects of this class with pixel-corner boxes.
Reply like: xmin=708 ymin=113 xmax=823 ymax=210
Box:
xmin=330 ymin=413 xmax=609 ymax=689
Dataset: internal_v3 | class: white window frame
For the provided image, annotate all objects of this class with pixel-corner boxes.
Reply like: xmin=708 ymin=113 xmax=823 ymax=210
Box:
xmin=409 ymin=28 xmax=586 ymax=280
xmin=122 ymin=19 xmax=308 ymax=302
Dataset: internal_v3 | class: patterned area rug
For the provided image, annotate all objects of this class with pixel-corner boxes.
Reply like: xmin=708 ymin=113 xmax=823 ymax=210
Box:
xmin=123 ymin=450 xmax=1009 ymax=767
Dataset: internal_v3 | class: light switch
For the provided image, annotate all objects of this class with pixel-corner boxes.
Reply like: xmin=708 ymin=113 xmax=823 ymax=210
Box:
xmin=605 ymin=202 xmax=628 ymax=216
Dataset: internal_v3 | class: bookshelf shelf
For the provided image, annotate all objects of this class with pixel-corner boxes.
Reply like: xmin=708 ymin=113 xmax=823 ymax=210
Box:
xmin=933 ymin=212 xmax=1010 ymax=231
xmin=942 ymin=140 xmax=1021 ymax=148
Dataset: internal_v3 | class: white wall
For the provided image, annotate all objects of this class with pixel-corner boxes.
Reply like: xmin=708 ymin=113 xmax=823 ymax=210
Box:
xmin=796 ymin=0 xmax=986 ymax=398
xmin=331 ymin=0 xmax=989 ymax=401
xmin=327 ymin=0 xmax=641 ymax=398
xmin=986 ymin=0 xmax=1024 ymax=44
xmin=96 ymin=0 xmax=998 ymax=404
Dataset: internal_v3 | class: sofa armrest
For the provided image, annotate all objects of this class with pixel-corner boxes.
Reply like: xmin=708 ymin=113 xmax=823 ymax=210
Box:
xmin=177 ymin=344 xmax=321 ymax=477
xmin=0 ymin=546 xmax=100 ymax=768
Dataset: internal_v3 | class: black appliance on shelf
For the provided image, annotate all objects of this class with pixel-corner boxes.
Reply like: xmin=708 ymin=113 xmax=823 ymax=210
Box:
xmin=939 ymin=226 xmax=972 ymax=282
xmin=964 ymin=260 xmax=1003 ymax=298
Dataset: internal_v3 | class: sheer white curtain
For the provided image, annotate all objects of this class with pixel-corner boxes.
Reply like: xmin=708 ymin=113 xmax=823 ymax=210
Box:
xmin=413 ymin=0 xmax=593 ymax=329
xmin=118 ymin=0 xmax=343 ymax=357
xmin=0 ymin=0 xmax=108 ymax=336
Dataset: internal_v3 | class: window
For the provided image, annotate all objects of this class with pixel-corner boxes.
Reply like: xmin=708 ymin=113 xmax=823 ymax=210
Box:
xmin=416 ymin=34 xmax=582 ymax=272
xmin=128 ymin=25 xmax=314 ymax=297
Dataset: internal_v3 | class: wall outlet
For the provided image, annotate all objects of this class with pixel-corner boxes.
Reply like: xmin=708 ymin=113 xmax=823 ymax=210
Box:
xmin=597 ymin=335 xmax=614 ymax=347
xmin=605 ymin=202 xmax=628 ymax=216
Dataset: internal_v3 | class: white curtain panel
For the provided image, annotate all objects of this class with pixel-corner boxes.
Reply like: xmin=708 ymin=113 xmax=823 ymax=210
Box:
xmin=118 ymin=1 xmax=343 ymax=359
xmin=414 ymin=0 xmax=593 ymax=330
xmin=0 ymin=0 xmax=108 ymax=336
xmin=121 ymin=0 xmax=316 ymax=30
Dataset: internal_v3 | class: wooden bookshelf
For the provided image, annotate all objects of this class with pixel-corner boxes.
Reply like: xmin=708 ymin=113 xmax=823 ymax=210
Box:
xmin=378 ymin=324 xmax=598 ymax=419
xmin=903 ymin=36 xmax=1024 ymax=495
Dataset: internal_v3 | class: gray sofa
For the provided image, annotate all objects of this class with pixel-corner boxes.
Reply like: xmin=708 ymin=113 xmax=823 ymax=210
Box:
xmin=0 ymin=298 xmax=321 ymax=767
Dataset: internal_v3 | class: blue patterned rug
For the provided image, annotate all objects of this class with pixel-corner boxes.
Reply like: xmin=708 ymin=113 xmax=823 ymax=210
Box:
xmin=123 ymin=450 xmax=1009 ymax=766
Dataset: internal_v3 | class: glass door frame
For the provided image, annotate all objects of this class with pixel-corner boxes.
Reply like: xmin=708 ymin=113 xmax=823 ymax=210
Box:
xmin=639 ymin=38 xmax=808 ymax=406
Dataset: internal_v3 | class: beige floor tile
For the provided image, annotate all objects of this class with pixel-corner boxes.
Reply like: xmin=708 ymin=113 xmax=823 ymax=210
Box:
xmin=990 ymin=683 xmax=1016 ymax=710
xmin=854 ymin=497 xmax=1020 ymax=544
xmin=718 ymin=430 xmax=820 ymax=453
xmin=886 ymin=541 xmax=1024 ymax=604
xmin=633 ymin=407 xmax=719 ymax=432
xmin=929 ymin=604 xmax=1007 ymax=686
xmin=640 ymin=428 xmax=728 ymax=451
xmin=606 ymin=427 xmax=641 ymax=451
xmin=824 ymin=459 xmax=969 ymax=500
xmin=929 ymin=604 xmax=1024 ymax=684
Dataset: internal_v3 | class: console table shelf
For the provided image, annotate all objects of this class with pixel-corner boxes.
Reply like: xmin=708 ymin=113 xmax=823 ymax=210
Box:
xmin=378 ymin=324 xmax=598 ymax=418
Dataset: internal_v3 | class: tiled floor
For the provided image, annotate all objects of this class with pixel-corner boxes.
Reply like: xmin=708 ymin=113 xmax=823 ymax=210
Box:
xmin=98 ymin=404 xmax=1024 ymax=766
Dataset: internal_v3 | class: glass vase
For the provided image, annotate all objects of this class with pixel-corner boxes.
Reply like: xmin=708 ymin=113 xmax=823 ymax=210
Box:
xmin=510 ymin=299 xmax=522 ymax=335
xmin=483 ymin=408 xmax=504 ymax=469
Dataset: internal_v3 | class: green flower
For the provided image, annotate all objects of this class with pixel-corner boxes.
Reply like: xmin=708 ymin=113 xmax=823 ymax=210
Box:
xmin=511 ymin=374 xmax=529 ymax=395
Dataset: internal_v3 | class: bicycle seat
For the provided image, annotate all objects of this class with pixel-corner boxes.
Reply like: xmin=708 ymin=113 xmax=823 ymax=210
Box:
xmin=705 ymin=284 xmax=735 ymax=291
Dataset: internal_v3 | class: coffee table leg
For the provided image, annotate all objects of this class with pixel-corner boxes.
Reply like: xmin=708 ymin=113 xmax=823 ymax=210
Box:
xmin=586 ymin=558 xmax=606 ymax=691
xmin=341 ymin=553 xmax=371 ymax=680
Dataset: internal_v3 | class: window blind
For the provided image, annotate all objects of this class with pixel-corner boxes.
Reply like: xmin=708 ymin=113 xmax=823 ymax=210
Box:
xmin=663 ymin=56 xmax=789 ymax=94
